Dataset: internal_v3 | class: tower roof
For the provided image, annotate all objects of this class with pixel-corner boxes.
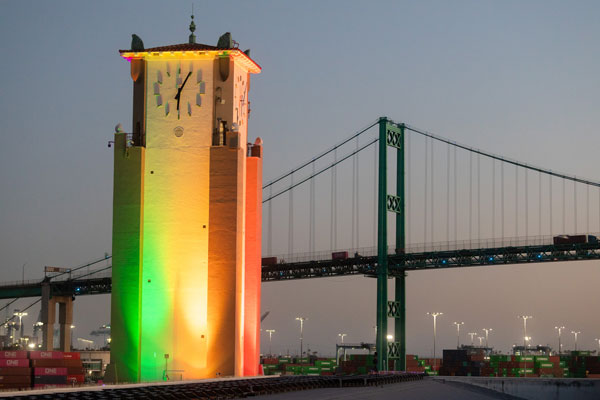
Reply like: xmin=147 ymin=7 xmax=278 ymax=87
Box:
xmin=119 ymin=43 xmax=261 ymax=74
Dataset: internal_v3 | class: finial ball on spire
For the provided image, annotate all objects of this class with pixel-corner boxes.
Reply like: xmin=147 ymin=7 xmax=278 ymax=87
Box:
xmin=188 ymin=12 xmax=197 ymax=44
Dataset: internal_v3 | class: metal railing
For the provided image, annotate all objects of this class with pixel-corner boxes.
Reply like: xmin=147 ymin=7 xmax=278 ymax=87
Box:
xmin=264 ymin=232 xmax=600 ymax=264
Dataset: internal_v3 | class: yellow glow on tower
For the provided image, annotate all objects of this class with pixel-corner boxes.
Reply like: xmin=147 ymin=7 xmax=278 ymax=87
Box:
xmin=109 ymin=31 xmax=261 ymax=383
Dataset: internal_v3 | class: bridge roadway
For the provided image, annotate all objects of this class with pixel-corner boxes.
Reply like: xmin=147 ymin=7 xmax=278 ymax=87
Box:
xmin=0 ymin=242 xmax=599 ymax=299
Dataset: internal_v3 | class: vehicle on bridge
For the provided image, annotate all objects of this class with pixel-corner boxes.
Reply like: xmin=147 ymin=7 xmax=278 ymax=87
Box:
xmin=553 ymin=234 xmax=598 ymax=245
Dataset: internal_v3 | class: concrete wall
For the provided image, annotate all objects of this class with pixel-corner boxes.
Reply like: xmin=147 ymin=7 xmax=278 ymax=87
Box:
xmin=434 ymin=376 xmax=600 ymax=400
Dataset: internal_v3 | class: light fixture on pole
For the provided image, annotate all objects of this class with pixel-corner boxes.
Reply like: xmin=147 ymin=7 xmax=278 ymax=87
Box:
xmin=482 ymin=328 xmax=493 ymax=348
xmin=13 ymin=310 xmax=28 ymax=343
xmin=468 ymin=332 xmax=477 ymax=346
xmin=554 ymin=326 xmax=565 ymax=354
xmin=427 ymin=312 xmax=443 ymax=369
xmin=266 ymin=329 xmax=276 ymax=355
xmin=524 ymin=336 xmax=531 ymax=349
xmin=478 ymin=336 xmax=484 ymax=347
xmin=338 ymin=333 xmax=348 ymax=361
xmin=571 ymin=331 xmax=581 ymax=351
xmin=295 ymin=317 xmax=308 ymax=358
xmin=453 ymin=322 xmax=464 ymax=349
xmin=70 ymin=325 xmax=75 ymax=349
xmin=518 ymin=315 xmax=533 ymax=347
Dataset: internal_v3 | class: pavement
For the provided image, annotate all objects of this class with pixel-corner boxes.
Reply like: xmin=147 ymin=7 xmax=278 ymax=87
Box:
xmin=246 ymin=377 xmax=518 ymax=399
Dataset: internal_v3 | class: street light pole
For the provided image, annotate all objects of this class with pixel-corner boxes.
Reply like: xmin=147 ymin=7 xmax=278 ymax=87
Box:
xmin=595 ymin=338 xmax=600 ymax=356
xmin=295 ymin=317 xmax=307 ymax=358
xmin=518 ymin=315 xmax=533 ymax=347
xmin=266 ymin=329 xmax=275 ymax=356
xmin=571 ymin=331 xmax=581 ymax=351
xmin=478 ymin=336 xmax=484 ymax=347
xmin=338 ymin=333 xmax=347 ymax=361
xmin=468 ymin=332 xmax=477 ymax=346
xmin=427 ymin=312 xmax=443 ymax=369
xmin=453 ymin=322 xmax=464 ymax=349
xmin=482 ymin=328 xmax=493 ymax=348
xmin=13 ymin=310 xmax=28 ymax=344
xmin=555 ymin=326 xmax=565 ymax=355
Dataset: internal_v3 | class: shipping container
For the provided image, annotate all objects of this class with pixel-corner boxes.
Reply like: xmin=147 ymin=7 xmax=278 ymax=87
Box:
xmin=261 ymin=257 xmax=278 ymax=266
xmin=29 ymin=351 xmax=64 ymax=360
xmin=0 ymin=359 xmax=29 ymax=368
xmin=34 ymin=367 xmax=68 ymax=376
xmin=332 ymin=251 xmax=348 ymax=260
xmin=0 ymin=351 xmax=28 ymax=359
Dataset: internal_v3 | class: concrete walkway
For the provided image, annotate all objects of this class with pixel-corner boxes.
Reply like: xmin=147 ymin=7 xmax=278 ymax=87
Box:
xmin=246 ymin=378 xmax=518 ymax=399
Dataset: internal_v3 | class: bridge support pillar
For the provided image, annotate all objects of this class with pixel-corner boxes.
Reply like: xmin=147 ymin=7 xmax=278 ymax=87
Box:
xmin=41 ymin=283 xmax=73 ymax=351
xmin=376 ymin=117 xmax=389 ymax=372
xmin=394 ymin=272 xmax=406 ymax=371
xmin=394 ymin=122 xmax=406 ymax=371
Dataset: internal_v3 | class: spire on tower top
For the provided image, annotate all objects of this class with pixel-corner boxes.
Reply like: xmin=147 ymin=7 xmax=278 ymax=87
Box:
xmin=188 ymin=10 xmax=196 ymax=44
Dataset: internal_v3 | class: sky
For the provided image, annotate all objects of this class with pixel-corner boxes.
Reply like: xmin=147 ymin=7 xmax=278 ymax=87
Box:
xmin=0 ymin=1 xmax=599 ymax=357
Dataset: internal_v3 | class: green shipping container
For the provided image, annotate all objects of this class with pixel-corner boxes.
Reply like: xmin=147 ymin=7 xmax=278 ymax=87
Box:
xmin=535 ymin=356 xmax=549 ymax=362
xmin=516 ymin=356 xmax=534 ymax=362
xmin=537 ymin=362 xmax=554 ymax=368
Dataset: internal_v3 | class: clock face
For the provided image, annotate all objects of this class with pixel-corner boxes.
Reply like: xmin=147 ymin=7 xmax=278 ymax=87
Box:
xmin=152 ymin=62 xmax=206 ymax=119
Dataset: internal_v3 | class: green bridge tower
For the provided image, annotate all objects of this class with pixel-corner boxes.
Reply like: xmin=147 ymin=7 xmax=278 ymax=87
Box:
xmin=376 ymin=117 xmax=406 ymax=372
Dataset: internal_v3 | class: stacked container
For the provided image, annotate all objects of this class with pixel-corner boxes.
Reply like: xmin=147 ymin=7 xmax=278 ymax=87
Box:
xmin=0 ymin=351 xmax=31 ymax=390
xmin=30 ymin=351 xmax=84 ymax=388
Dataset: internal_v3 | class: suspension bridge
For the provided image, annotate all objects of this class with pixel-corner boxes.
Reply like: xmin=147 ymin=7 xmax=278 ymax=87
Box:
xmin=2 ymin=117 xmax=600 ymax=372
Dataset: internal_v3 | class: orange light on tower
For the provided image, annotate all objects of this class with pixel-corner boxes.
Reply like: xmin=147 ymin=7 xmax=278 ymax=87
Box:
xmin=244 ymin=138 xmax=263 ymax=376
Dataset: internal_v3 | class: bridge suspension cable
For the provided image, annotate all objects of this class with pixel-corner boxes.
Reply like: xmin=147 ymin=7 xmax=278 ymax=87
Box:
xmin=262 ymin=138 xmax=378 ymax=203
xmin=262 ymin=120 xmax=378 ymax=190
xmin=403 ymin=124 xmax=600 ymax=188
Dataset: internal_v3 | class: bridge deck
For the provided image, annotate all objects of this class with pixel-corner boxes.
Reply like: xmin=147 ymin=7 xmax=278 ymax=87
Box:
xmin=0 ymin=243 xmax=598 ymax=299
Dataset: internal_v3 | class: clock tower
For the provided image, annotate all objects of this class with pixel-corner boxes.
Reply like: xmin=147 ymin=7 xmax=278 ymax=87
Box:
xmin=109 ymin=19 xmax=262 ymax=383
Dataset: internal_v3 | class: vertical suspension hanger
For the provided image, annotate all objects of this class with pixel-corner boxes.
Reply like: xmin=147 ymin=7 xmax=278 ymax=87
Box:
xmin=525 ymin=168 xmax=528 ymax=239
xmin=424 ymin=136 xmax=428 ymax=249
xmin=288 ymin=172 xmax=294 ymax=257
xmin=268 ymin=186 xmax=273 ymax=255
xmin=562 ymin=178 xmax=566 ymax=234
xmin=469 ymin=152 xmax=473 ymax=248
xmin=331 ymin=148 xmax=337 ymax=250
xmin=406 ymin=128 xmax=411 ymax=246
xmin=454 ymin=146 xmax=457 ymax=243
xmin=477 ymin=153 xmax=480 ymax=243
xmin=351 ymin=142 xmax=356 ymax=250
xmin=492 ymin=159 xmax=496 ymax=243
xmin=549 ymin=174 xmax=553 ymax=237
xmin=430 ymin=137 xmax=434 ymax=247
xmin=538 ymin=171 xmax=542 ymax=241
xmin=356 ymin=137 xmax=360 ymax=249
xmin=373 ymin=140 xmax=377 ymax=248
xmin=515 ymin=165 xmax=518 ymax=239
xmin=586 ymin=183 xmax=589 ymax=234
xmin=446 ymin=143 xmax=450 ymax=247
xmin=310 ymin=161 xmax=315 ymax=254
xmin=571 ymin=180 xmax=576 ymax=233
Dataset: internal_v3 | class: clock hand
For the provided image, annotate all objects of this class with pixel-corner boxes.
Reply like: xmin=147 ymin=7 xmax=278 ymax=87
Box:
xmin=174 ymin=71 xmax=192 ymax=110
